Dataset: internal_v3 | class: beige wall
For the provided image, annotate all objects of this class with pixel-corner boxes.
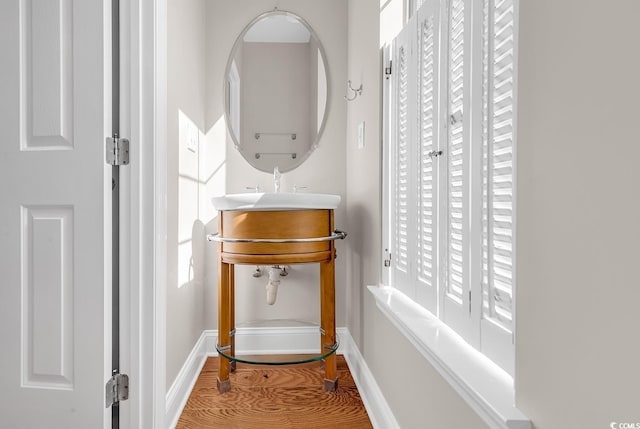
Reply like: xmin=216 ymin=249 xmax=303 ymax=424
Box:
xmin=345 ymin=0 xmax=382 ymax=349
xmin=515 ymin=0 xmax=640 ymax=427
xmin=166 ymin=0 xmax=208 ymax=390
xmin=346 ymin=0 xmax=640 ymax=428
xmin=204 ymin=0 xmax=348 ymax=330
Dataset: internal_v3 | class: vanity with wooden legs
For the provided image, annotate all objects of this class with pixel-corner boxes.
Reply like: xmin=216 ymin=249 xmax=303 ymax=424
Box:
xmin=207 ymin=208 xmax=346 ymax=393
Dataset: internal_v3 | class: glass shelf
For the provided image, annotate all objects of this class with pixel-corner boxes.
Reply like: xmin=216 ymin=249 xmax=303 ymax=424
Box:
xmin=235 ymin=318 xmax=318 ymax=328
xmin=216 ymin=340 xmax=339 ymax=366
xmin=215 ymin=318 xmax=339 ymax=365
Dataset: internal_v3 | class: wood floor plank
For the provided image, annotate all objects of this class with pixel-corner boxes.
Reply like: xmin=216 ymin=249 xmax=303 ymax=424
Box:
xmin=184 ymin=386 xmax=365 ymax=410
xmin=177 ymin=407 xmax=372 ymax=429
xmin=193 ymin=368 xmax=356 ymax=390
xmin=176 ymin=355 xmax=373 ymax=429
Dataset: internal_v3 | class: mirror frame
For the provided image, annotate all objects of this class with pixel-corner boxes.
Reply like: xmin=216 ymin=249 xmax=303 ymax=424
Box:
xmin=223 ymin=9 xmax=330 ymax=173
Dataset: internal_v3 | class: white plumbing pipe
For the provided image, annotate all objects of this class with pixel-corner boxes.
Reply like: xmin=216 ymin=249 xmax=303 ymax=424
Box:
xmin=266 ymin=267 xmax=281 ymax=305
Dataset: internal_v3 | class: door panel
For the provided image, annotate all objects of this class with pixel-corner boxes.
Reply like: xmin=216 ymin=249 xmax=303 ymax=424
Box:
xmin=22 ymin=206 xmax=75 ymax=390
xmin=0 ymin=0 xmax=111 ymax=427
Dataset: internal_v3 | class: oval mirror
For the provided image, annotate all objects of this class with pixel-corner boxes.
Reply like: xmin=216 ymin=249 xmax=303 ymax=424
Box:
xmin=224 ymin=10 xmax=329 ymax=173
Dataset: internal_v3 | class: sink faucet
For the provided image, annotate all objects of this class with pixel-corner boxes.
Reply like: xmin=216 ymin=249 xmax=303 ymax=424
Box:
xmin=273 ymin=166 xmax=281 ymax=193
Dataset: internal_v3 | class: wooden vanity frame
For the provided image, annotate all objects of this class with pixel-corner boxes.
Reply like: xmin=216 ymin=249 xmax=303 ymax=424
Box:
xmin=215 ymin=209 xmax=340 ymax=393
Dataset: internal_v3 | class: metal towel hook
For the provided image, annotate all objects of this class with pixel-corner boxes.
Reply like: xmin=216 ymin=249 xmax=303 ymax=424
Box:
xmin=344 ymin=80 xmax=363 ymax=101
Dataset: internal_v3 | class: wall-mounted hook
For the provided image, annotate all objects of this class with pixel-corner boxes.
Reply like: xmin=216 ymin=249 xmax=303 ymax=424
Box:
xmin=344 ymin=80 xmax=363 ymax=101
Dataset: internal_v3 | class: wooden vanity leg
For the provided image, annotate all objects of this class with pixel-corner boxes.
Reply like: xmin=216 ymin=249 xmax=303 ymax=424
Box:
xmin=320 ymin=258 xmax=338 ymax=392
xmin=229 ymin=264 xmax=236 ymax=373
xmin=217 ymin=261 xmax=232 ymax=393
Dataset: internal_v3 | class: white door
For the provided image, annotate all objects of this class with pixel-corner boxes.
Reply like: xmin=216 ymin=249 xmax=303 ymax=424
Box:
xmin=0 ymin=0 xmax=112 ymax=428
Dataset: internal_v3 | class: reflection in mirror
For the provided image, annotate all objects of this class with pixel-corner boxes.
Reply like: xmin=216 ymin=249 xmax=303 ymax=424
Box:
xmin=225 ymin=11 xmax=328 ymax=173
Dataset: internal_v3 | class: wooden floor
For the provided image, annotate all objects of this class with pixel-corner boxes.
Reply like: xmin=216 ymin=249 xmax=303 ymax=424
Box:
xmin=176 ymin=354 xmax=373 ymax=429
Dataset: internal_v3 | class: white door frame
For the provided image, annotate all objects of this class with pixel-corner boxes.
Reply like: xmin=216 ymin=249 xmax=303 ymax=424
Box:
xmin=121 ymin=0 xmax=168 ymax=427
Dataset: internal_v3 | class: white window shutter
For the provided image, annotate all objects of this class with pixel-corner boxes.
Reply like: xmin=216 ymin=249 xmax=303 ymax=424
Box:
xmin=482 ymin=0 xmax=515 ymax=333
xmin=446 ymin=0 xmax=466 ymax=304
xmin=442 ymin=0 xmax=473 ymax=339
xmin=383 ymin=0 xmax=518 ymax=375
xmin=391 ymin=22 xmax=416 ymax=299
xmin=396 ymin=43 xmax=409 ymax=275
xmin=415 ymin=0 xmax=440 ymax=313
xmin=481 ymin=0 xmax=517 ymax=375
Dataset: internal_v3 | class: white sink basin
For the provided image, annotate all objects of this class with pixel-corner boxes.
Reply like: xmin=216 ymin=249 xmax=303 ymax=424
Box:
xmin=211 ymin=192 xmax=341 ymax=211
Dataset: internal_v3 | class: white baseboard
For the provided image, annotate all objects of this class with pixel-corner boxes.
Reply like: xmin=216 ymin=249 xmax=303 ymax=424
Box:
xmin=165 ymin=327 xmax=398 ymax=429
xmin=339 ymin=329 xmax=400 ymax=429
xmin=165 ymin=333 xmax=208 ymax=429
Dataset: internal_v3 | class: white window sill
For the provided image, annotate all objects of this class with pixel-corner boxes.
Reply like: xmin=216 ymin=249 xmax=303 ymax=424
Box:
xmin=368 ymin=285 xmax=530 ymax=429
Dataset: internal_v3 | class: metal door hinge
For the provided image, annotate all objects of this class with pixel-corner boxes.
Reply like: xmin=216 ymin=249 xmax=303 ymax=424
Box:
xmin=384 ymin=249 xmax=392 ymax=268
xmin=105 ymin=371 xmax=129 ymax=408
xmin=385 ymin=61 xmax=392 ymax=79
xmin=106 ymin=134 xmax=130 ymax=166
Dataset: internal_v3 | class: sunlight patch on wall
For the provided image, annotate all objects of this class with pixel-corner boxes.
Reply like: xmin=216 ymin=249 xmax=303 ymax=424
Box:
xmin=200 ymin=114 xmax=227 ymax=223
xmin=178 ymin=110 xmax=201 ymax=289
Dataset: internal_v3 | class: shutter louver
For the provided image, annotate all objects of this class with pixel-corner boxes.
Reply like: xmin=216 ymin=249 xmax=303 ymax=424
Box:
xmin=417 ymin=15 xmax=437 ymax=290
xmin=482 ymin=0 xmax=515 ymax=332
xmin=396 ymin=45 xmax=410 ymax=274
xmin=446 ymin=0 xmax=466 ymax=304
